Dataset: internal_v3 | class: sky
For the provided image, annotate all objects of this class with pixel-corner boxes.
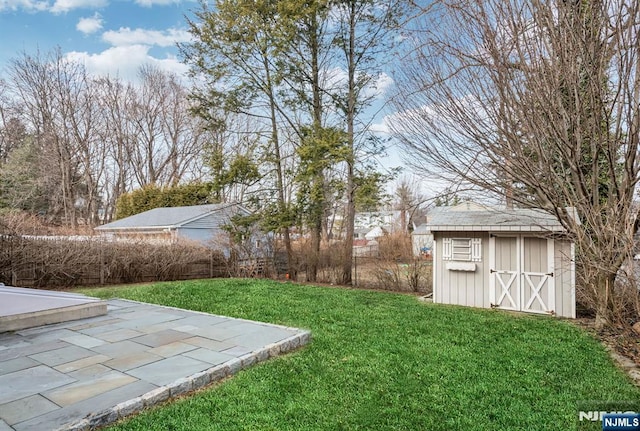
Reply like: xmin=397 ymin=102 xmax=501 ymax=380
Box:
xmin=0 ymin=0 xmax=196 ymax=81
xmin=0 ymin=0 xmax=399 ymax=132
xmin=0 ymin=0 xmax=430 ymax=196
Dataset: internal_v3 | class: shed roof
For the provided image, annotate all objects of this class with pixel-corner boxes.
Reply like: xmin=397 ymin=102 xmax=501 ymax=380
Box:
xmin=96 ymin=203 xmax=248 ymax=231
xmin=426 ymin=207 xmax=566 ymax=233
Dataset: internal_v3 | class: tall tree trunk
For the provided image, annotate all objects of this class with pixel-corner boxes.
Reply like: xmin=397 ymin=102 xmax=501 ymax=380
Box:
xmin=593 ymin=272 xmax=616 ymax=330
xmin=308 ymin=14 xmax=323 ymax=283
xmin=341 ymin=0 xmax=357 ymax=285
xmin=263 ymin=53 xmax=294 ymax=280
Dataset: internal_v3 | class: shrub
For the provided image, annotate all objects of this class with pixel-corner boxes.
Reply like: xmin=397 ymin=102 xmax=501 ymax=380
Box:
xmin=0 ymin=235 xmax=226 ymax=288
xmin=114 ymin=182 xmax=214 ymax=219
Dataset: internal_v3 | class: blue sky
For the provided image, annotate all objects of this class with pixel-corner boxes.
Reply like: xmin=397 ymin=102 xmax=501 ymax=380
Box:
xmin=0 ymin=0 xmax=196 ymax=81
xmin=0 ymin=0 xmax=413 ymax=186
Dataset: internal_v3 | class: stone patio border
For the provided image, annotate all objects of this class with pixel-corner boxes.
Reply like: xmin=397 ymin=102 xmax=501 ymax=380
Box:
xmin=60 ymin=331 xmax=310 ymax=431
xmin=1 ymin=299 xmax=311 ymax=431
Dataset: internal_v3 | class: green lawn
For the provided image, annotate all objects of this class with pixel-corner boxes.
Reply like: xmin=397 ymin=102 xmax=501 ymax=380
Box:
xmin=79 ymin=279 xmax=639 ymax=431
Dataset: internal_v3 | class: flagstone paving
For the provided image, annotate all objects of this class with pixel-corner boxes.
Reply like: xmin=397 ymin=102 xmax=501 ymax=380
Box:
xmin=0 ymin=299 xmax=311 ymax=431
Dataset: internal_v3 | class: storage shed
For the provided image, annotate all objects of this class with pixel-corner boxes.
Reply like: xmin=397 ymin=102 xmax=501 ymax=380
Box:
xmin=428 ymin=207 xmax=575 ymax=318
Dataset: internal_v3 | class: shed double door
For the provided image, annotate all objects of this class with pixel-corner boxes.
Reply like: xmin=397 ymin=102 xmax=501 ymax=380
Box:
xmin=489 ymin=235 xmax=555 ymax=315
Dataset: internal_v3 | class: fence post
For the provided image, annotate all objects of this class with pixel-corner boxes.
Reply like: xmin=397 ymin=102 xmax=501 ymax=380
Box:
xmin=99 ymin=247 xmax=105 ymax=285
xmin=10 ymin=237 xmax=17 ymax=286
xmin=353 ymin=254 xmax=357 ymax=287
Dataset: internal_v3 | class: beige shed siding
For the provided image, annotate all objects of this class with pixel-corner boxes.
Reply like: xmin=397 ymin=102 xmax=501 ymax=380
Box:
xmin=521 ymin=237 xmax=549 ymax=314
xmin=434 ymin=231 xmax=490 ymax=309
xmin=554 ymin=240 xmax=575 ymax=318
xmin=433 ymin=231 xmax=575 ymax=318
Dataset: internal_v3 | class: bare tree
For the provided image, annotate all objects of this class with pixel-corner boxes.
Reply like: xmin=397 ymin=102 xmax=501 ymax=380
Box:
xmin=94 ymin=76 xmax=137 ymax=222
xmin=394 ymin=176 xmax=424 ymax=233
xmin=127 ymin=66 xmax=200 ymax=188
xmin=392 ymin=0 xmax=640 ymax=327
xmin=56 ymin=64 xmax=107 ymax=226
xmin=332 ymin=0 xmax=408 ymax=284
xmin=8 ymin=50 xmax=84 ymax=226
xmin=5 ymin=53 xmax=209 ymax=225
xmin=159 ymin=73 xmax=207 ymax=186
xmin=129 ymin=65 xmax=168 ymax=187
xmin=0 ymin=80 xmax=26 ymax=164
xmin=183 ymin=0 xmax=304 ymax=278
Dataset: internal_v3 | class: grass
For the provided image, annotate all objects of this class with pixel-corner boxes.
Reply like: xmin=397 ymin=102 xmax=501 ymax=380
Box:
xmin=78 ymin=279 xmax=640 ymax=431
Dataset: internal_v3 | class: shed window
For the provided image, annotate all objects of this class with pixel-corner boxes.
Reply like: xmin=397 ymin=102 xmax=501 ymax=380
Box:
xmin=442 ymin=238 xmax=482 ymax=262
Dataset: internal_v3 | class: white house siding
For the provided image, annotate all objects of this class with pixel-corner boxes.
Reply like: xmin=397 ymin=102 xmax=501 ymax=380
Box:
xmin=433 ymin=231 xmax=490 ymax=309
xmin=411 ymin=232 xmax=433 ymax=257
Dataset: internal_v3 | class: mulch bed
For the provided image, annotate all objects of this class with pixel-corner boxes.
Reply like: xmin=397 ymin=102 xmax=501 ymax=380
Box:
xmin=574 ymin=318 xmax=640 ymax=369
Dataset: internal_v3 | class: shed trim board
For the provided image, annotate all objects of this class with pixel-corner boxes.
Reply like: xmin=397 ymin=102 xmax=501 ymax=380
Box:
xmin=432 ymin=240 xmax=438 ymax=304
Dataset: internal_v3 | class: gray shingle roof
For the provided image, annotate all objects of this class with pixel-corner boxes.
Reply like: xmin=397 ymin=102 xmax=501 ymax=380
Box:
xmin=96 ymin=204 xmax=246 ymax=230
xmin=426 ymin=207 xmax=565 ymax=232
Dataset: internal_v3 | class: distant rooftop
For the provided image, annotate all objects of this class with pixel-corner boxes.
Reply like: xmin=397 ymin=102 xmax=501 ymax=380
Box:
xmin=96 ymin=203 xmax=244 ymax=231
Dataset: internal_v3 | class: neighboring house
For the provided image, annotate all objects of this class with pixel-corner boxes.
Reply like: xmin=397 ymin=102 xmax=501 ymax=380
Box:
xmin=411 ymin=223 xmax=433 ymax=257
xmin=354 ymin=226 xmax=386 ymax=241
xmin=364 ymin=226 xmax=386 ymax=241
xmin=354 ymin=210 xmax=408 ymax=233
xmin=427 ymin=206 xmax=575 ymax=318
xmin=412 ymin=203 xmax=509 ymax=258
xmin=95 ymin=203 xmax=256 ymax=254
xmin=354 ymin=228 xmax=370 ymax=240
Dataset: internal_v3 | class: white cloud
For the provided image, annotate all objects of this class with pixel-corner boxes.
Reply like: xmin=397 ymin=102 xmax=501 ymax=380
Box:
xmin=51 ymin=0 xmax=108 ymax=13
xmin=65 ymin=45 xmax=189 ymax=82
xmin=373 ymin=104 xmax=439 ymax=137
xmin=322 ymin=68 xmax=394 ymax=101
xmin=102 ymin=27 xmax=192 ymax=47
xmin=0 ymin=0 xmax=49 ymax=12
xmin=76 ymin=13 xmax=103 ymax=35
xmin=0 ymin=0 xmax=109 ymax=12
xmin=368 ymin=72 xmax=393 ymax=99
xmin=370 ymin=116 xmax=391 ymax=135
xmin=134 ymin=0 xmax=179 ymax=6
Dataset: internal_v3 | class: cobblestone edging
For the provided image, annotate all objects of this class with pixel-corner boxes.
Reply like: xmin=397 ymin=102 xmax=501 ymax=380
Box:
xmin=57 ymin=330 xmax=312 ymax=431
xmin=604 ymin=346 xmax=640 ymax=386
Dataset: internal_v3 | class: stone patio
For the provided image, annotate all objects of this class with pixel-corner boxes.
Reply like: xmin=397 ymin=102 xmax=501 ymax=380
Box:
xmin=0 ymin=299 xmax=311 ymax=431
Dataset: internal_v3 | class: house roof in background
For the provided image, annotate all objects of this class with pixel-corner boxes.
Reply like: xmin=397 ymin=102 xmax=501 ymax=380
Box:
xmin=95 ymin=204 xmax=247 ymax=231
xmin=426 ymin=207 xmax=566 ymax=233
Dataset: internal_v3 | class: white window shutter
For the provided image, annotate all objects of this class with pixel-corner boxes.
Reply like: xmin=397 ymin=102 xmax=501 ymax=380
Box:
xmin=471 ymin=238 xmax=482 ymax=262
xmin=442 ymin=238 xmax=452 ymax=260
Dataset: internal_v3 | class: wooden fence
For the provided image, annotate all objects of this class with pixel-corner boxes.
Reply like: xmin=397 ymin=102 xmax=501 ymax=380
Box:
xmin=0 ymin=235 xmax=228 ymax=288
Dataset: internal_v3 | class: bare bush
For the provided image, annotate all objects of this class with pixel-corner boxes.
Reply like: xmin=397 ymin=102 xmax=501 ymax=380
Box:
xmin=378 ymin=233 xmax=413 ymax=262
xmin=405 ymin=260 xmax=432 ymax=293
xmin=368 ymin=259 xmax=433 ymax=293
xmin=292 ymin=240 xmax=346 ymax=284
xmin=372 ymin=263 xmax=401 ymax=290
xmin=608 ymin=264 xmax=640 ymax=327
xmin=0 ymin=235 xmax=226 ymax=288
xmin=367 ymin=233 xmax=432 ymax=292
xmin=285 ymin=233 xmax=433 ymax=292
